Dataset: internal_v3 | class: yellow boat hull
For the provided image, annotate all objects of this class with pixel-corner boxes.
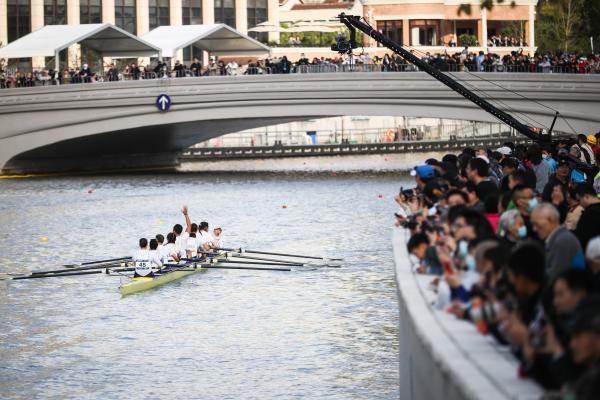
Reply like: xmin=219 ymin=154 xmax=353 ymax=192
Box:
xmin=119 ymin=264 xmax=205 ymax=296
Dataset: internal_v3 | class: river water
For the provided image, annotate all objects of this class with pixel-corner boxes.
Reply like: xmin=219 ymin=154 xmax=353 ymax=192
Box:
xmin=0 ymin=172 xmax=404 ymax=399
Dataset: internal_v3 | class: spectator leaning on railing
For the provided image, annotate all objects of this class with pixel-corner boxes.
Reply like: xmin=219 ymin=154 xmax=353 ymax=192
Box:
xmin=395 ymin=133 xmax=600 ymax=398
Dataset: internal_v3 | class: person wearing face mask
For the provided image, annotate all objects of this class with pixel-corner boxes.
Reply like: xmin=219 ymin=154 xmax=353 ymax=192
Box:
xmin=542 ymin=148 xmax=557 ymax=173
xmin=445 ymin=239 xmax=483 ymax=303
xmin=530 ymin=203 xmax=585 ymax=280
xmin=499 ymin=209 xmax=528 ymax=246
xmin=511 ymin=184 xmax=539 ymax=241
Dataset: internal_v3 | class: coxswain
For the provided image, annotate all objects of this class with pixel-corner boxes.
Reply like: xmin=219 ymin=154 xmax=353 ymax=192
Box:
xmin=133 ymin=238 xmax=161 ymax=277
xmin=210 ymin=227 xmax=224 ymax=249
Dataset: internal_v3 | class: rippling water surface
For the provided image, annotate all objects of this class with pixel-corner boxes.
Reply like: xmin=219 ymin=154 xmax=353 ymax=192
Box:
xmin=0 ymin=173 xmax=403 ymax=399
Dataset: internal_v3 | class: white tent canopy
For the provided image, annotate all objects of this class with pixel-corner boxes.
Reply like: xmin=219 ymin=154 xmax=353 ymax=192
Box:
xmin=0 ymin=24 xmax=161 ymax=64
xmin=142 ymin=24 xmax=270 ymax=59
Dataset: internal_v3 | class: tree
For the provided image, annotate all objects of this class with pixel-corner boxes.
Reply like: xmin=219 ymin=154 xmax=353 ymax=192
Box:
xmin=536 ymin=0 xmax=585 ymax=53
xmin=581 ymin=0 xmax=600 ymax=52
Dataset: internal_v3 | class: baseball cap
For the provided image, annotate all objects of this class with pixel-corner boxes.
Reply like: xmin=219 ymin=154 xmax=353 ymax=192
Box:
xmin=410 ymin=164 xmax=435 ymax=179
xmin=496 ymin=146 xmax=512 ymax=156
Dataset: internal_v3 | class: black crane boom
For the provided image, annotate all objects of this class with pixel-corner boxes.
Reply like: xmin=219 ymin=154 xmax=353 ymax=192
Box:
xmin=336 ymin=13 xmax=551 ymax=143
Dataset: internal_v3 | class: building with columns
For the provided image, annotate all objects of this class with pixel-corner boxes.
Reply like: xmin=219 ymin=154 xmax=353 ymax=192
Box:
xmin=1 ymin=0 xmax=538 ymax=68
xmin=0 ymin=0 xmax=279 ymax=67
xmin=361 ymin=0 xmax=537 ymax=48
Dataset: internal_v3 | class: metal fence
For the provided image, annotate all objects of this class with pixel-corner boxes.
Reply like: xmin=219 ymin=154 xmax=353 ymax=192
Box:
xmin=1 ymin=61 xmax=598 ymax=89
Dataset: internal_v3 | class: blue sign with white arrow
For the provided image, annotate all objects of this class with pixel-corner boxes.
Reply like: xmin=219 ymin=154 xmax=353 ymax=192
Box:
xmin=156 ymin=94 xmax=171 ymax=112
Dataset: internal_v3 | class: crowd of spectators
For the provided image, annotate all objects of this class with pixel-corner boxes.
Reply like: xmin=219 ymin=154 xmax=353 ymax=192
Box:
xmin=1 ymin=50 xmax=599 ymax=88
xmin=487 ymin=35 xmax=527 ymax=47
xmin=448 ymin=34 xmax=526 ymax=48
xmin=417 ymin=50 xmax=600 ymax=74
xmin=397 ymin=133 xmax=600 ymax=398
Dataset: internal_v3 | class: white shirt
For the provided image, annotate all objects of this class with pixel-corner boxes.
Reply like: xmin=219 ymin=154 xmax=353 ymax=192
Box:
xmin=198 ymin=230 xmax=212 ymax=250
xmin=186 ymin=237 xmax=198 ymax=258
xmin=160 ymin=242 xmax=184 ymax=264
xmin=175 ymin=232 xmax=189 ymax=254
xmin=133 ymin=248 xmax=162 ymax=277
xmin=210 ymin=234 xmax=223 ymax=249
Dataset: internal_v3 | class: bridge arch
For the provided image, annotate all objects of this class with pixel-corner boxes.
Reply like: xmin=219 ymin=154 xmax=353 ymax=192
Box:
xmin=2 ymin=72 xmax=600 ymax=173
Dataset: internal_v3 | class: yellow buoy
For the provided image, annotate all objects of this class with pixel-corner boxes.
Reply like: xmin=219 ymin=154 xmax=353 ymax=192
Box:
xmin=40 ymin=236 xmax=49 ymax=242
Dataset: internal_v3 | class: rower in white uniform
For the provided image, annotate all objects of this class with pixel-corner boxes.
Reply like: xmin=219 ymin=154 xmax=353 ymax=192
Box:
xmin=197 ymin=221 xmax=212 ymax=253
xmin=155 ymin=234 xmax=165 ymax=251
xmin=133 ymin=238 xmax=162 ymax=277
xmin=174 ymin=206 xmax=192 ymax=256
xmin=210 ymin=227 xmax=224 ymax=249
xmin=160 ymin=232 xmax=185 ymax=264
xmin=186 ymin=232 xmax=198 ymax=259
xmin=148 ymin=239 xmax=163 ymax=271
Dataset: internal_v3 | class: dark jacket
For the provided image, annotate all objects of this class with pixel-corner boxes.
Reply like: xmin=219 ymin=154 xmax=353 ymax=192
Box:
xmin=574 ymin=202 xmax=600 ymax=250
xmin=545 ymin=226 xmax=585 ymax=280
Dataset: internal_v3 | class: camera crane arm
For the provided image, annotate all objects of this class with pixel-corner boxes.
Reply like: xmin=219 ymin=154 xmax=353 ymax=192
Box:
xmin=336 ymin=13 xmax=556 ymax=144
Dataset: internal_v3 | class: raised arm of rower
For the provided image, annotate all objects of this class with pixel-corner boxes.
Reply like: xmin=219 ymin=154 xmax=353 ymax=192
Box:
xmin=182 ymin=206 xmax=192 ymax=234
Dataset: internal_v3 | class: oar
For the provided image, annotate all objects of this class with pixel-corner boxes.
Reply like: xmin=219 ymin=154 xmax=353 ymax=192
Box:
xmin=5 ymin=270 xmax=103 ymax=280
xmin=62 ymin=256 xmax=132 ymax=268
xmin=178 ymin=265 xmax=291 ymax=272
xmin=80 ymin=256 xmax=132 ymax=266
xmin=31 ymin=261 xmax=130 ymax=275
xmin=220 ymin=248 xmax=343 ymax=261
xmin=216 ymin=259 xmax=303 ymax=267
xmin=206 ymin=252 xmax=305 ymax=265
xmin=219 ymin=253 xmax=341 ymax=268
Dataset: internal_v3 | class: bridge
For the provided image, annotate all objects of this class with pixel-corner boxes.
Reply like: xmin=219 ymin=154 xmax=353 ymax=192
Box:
xmin=1 ymin=72 xmax=600 ymax=174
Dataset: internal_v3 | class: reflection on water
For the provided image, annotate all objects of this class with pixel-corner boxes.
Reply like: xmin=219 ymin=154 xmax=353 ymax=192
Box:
xmin=0 ymin=172 xmax=405 ymax=399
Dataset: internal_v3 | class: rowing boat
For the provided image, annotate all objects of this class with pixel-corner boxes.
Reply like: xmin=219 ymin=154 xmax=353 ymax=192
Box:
xmin=119 ymin=254 xmax=225 ymax=296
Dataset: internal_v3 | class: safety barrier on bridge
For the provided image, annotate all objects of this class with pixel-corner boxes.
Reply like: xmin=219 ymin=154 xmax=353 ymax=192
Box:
xmin=2 ymin=62 xmax=598 ymax=89
xmin=179 ymin=136 xmax=534 ymax=160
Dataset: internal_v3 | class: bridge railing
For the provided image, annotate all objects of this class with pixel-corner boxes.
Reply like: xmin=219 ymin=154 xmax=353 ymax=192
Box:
xmin=1 ymin=62 xmax=598 ymax=89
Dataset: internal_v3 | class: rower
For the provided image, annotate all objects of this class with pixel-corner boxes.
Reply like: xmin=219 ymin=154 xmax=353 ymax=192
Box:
xmin=148 ymin=239 xmax=163 ymax=271
xmin=155 ymin=234 xmax=165 ymax=250
xmin=133 ymin=238 xmax=161 ymax=278
xmin=186 ymin=232 xmax=198 ymax=259
xmin=190 ymin=223 xmax=198 ymax=237
xmin=197 ymin=221 xmax=212 ymax=253
xmin=160 ymin=232 xmax=184 ymax=264
xmin=174 ymin=206 xmax=192 ymax=255
xmin=210 ymin=227 xmax=224 ymax=249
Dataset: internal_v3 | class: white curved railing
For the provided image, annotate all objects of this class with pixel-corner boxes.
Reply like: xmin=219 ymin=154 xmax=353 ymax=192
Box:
xmin=392 ymin=227 xmax=544 ymax=400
